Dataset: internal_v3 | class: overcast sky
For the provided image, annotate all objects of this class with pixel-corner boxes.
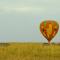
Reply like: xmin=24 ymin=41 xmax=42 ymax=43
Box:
xmin=0 ymin=0 xmax=60 ymax=43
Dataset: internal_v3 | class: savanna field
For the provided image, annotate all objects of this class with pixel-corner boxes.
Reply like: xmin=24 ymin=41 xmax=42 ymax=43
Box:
xmin=0 ymin=43 xmax=60 ymax=60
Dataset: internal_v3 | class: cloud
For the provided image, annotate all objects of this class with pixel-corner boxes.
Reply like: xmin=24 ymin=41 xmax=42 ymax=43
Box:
xmin=0 ymin=6 xmax=60 ymax=15
xmin=0 ymin=6 xmax=45 ymax=14
xmin=0 ymin=0 xmax=60 ymax=14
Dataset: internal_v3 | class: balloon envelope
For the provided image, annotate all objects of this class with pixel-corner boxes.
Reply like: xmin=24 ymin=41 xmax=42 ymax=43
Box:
xmin=40 ymin=20 xmax=59 ymax=43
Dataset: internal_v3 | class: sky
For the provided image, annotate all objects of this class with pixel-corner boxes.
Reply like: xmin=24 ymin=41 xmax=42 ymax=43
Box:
xmin=0 ymin=0 xmax=60 ymax=43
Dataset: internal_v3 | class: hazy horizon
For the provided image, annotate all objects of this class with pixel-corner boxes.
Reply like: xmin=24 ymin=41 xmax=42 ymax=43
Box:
xmin=0 ymin=0 xmax=60 ymax=43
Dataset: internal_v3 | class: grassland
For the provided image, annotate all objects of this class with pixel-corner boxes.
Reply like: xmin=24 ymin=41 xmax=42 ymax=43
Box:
xmin=0 ymin=43 xmax=60 ymax=60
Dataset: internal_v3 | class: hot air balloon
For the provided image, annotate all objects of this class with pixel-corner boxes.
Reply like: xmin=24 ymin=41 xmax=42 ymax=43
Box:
xmin=40 ymin=20 xmax=59 ymax=44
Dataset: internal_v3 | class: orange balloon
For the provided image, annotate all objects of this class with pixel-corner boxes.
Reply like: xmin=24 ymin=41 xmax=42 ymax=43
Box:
xmin=40 ymin=20 xmax=59 ymax=44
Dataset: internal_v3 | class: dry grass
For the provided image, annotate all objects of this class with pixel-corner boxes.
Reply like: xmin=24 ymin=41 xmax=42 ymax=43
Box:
xmin=0 ymin=43 xmax=60 ymax=60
